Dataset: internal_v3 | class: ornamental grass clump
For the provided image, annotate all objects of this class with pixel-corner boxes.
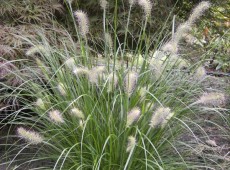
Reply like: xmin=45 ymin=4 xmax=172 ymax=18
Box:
xmin=2 ymin=1 xmax=227 ymax=169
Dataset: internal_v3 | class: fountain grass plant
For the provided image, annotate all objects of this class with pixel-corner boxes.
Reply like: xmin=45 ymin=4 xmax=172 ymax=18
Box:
xmin=1 ymin=0 xmax=228 ymax=169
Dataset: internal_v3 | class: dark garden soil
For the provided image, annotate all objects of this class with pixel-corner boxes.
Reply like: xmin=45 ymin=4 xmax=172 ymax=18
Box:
xmin=179 ymin=75 xmax=230 ymax=169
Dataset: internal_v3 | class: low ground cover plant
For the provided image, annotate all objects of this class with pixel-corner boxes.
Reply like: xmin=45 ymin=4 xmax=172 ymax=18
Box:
xmin=0 ymin=1 xmax=229 ymax=169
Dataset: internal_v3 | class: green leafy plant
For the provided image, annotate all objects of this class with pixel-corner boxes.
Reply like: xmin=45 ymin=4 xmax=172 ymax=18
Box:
xmin=1 ymin=1 xmax=228 ymax=169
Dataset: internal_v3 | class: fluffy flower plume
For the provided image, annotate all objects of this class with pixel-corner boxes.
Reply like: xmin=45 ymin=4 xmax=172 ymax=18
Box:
xmin=129 ymin=0 xmax=136 ymax=6
xmin=89 ymin=66 xmax=106 ymax=84
xmin=133 ymin=54 xmax=144 ymax=66
xmin=65 ymin=57 xmax=76 ymax=70
xmin=100 ymin=0 xmax=108 ymax=9
xmin=149 ymin=107 xmax=174 ymax=128
xmin=150 ymin=56 xmax=165 ymax=78
xmin=194 ymin=66 xmax=206 ymax=80
xmin=138 ymin=0 xmax=152 ymax=17
xmin=67 ymin=0 xmax=73 ymax=3
xmin=126 ymin=136 xmax=136 ymax=152
xmin=126 ymin=107 xmax=141 ymax=127
xmin=17 ymin=127 xmax=43 ymax=144
xmin=124 ymin=71 xmax=138 ymax=97
xmin=161 ymin=1 xmax=210 ymax=54
xmin=36 ymin=98 xmax=45 ymax=110
xmin=188 ymin=1 xmax=211 ymax=25
xmin=49 ymin=110 xmax=65 ymax=123
xmin=57 ymin=83 xmax=66 ymax=96
xmin=162 ymin=22 xmax=196 ymax=55
xmin=196 ymin=92 xmax=225 ymax=106
xmin=107 ymin=73 xmax=118 ymax=92
xmin=73 ymin=67 xmax=89 ymax=78
xmin=105 ymin=33 xmax=113 ymax=51
xmin=161 ymin=41 xmax=178 ymax=54
xmin=26 ymin=45 xmax=48 ymax=56
xmin=79 ymin=120 xmax=84 ymax=129
xmin=74 ymin=10 xmax=89 ymax=37
xmin=172 ymin=22 xmax=191 ymax=44
xmin=125 ymin=53 xmax=133 ymax=61
xmin=71 ymin=107 xmax=85 ymax=119
xmin=182 ymin=33 xmax=199 ymax=45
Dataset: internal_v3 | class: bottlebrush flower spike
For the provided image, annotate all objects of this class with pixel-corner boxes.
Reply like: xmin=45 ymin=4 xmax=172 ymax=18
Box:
xmin=161 ymin=41 xmax=178 ymax=54
xmin=26 ymin=45 xmax=48 ymax=56
xmin=17 ymin=127 xmax=43 ymax=144
xmin=73 ymin=67 xmax=90 ymax=78
xmin=172 ymin=22 xmax=191 ymax=44
xmin=188 ymin=1 xmax=211 ymax=25
xmin=71 ymin=107 xmax=85 ymax=119
xmin=65 ymin=57 xmax=76 ymax=70
xmin=124 ymin=71 xmax=138 ymax=97
xmin=36 ymin=98 xmax=45 ymax=110
xmin=79 ymin=120 xmax=84 ymax=129
xmin=138 ymin=0 xmax=152 ymax=18
xmin=194 ymin=66 xmax=206 ymax=80
xmin=100 ymin=0 xmax=108 ymax=9
xmin=126 ymin=136 xmax=136 ymax=152
xmin=105 ymin=32 xmax=113 ymax=51
xmin=196 ymin=92 xmax=225 ymax=106
xmin=57 ymin=83 xmax=66 ymax=96
xmin=74 ymin=10 xmax=89 ymax=37
xmin=126 ymin=107 xmax=141 ymax=127
xmin=161 ymin=1 xmax=210 ymax=55
xmin=89 ymin=66 xmax=106 ymax=84
xmin=161 ymin=110 xmax=174 ymax=128
xmin=149 ymin=56 xmax=165 ymax=79
xmin=129 ymin=0 xmax=136 ymax=6
xmin=49 ymin=110 xmax=65 ymax=123
xmin=149 ymin=107 xmax=173 ymax=128
xmin=67 ymin=0 xmax=73 ymax=4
